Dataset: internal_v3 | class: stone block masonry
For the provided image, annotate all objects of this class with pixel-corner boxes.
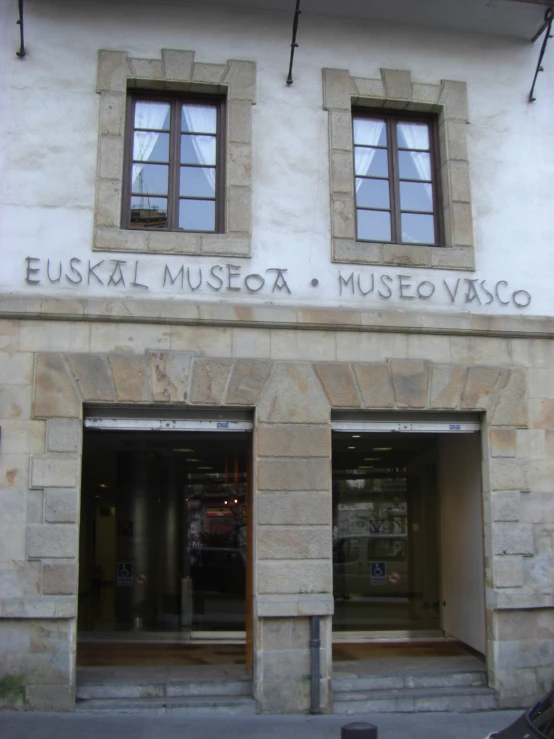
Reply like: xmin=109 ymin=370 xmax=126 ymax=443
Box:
xmin=0 ymin=321 xmax=552 ymax=712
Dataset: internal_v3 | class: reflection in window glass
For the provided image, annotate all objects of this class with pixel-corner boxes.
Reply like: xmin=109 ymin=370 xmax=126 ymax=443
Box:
xmin=357 ymin=209 xmax=391 ymax=242
xmin=398 ymin=150 xmax=431 ymax=181
xmin=353 ymin=114 xmax=438 ymax=246
xmin=180 ymin=167 xmax=216 ymax=199
xmin=354 ymin=147 xmax=388 ymax=178
xmin=334 ymin=538 xmax=361 ymax=565
xmin=353 ymin=118 xmax=387 ymax=147
xmin=128 ymin=98 xmax=220 ymax=232
xmin=131 ymin=163 xmax=169 ymax=196
xmin=182 ymin=105 xmax=217 ymax=133
xmin=135 ymin=102 xmax=171 ymax=131
xmin=397 ymin=122 xmax=430 ymax=150
xmin=332 ymin=431 xmax=441 ymax=633
xmin=400 ymin=181 xmax=433 ymax=213
xmin=133 ymin=132 xmax=170 ymax=163
xmin=401 ymin=213 xmax=435 ymax=244
xmin=130 ymin=196 xmax=168 ymax=228
xmin=369 ymin=539 xmax=407 ymax=561
xmin=179 ymin=199 xmax=216 ymax=231
xmin=356 ymin=178 xmax=390 ymax=210
xmin=181 ymin=135 xmax=217 ymax=166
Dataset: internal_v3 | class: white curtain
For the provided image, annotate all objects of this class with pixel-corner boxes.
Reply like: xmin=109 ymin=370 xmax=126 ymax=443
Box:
xmin=132 ymin=102 xmax=169 ymax=190
xmin=354 ymin=120 xmax=385 ymax=193
xmin=182 ymin=105 xmax=216 ymax=189
xmin=397 ymin=123 xmax=432 ymax=202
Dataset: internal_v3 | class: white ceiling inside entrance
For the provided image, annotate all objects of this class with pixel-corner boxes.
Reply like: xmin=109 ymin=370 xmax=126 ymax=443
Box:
xmin=168 ymin=0 xmax=551 ymax=40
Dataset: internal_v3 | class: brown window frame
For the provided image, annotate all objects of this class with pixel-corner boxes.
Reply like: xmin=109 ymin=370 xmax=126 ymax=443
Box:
xmin=352 ymin=109 xmax=443 ymax=247
xmin=122 ymin=91 xmax=226 ymax=233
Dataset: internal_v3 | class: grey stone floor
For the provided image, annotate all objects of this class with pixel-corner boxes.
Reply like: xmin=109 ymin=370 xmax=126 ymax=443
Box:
xmin=0 ymin=710 xmax=523 ymax=739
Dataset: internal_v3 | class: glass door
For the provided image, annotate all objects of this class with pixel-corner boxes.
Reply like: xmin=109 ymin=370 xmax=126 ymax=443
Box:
xmin=78 ymin=430 xmax=250 ymax=638
xmin=332 ymin=431 xmax=441 ymax=634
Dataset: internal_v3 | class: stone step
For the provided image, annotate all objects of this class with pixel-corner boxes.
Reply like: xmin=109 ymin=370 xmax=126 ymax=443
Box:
xmin=75 ymin=695 xmax=258 ymax=715
xmin=333 ymin=685 xmax=497 ymax=714
xmin=77 ymin=678 xmax=251 ymax=700
xmin=333 ymin=669 xmax=488 ymax=693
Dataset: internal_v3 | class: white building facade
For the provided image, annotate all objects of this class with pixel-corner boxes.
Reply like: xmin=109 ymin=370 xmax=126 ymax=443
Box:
xmin=1 ymin=0 xmax=554 ymax=713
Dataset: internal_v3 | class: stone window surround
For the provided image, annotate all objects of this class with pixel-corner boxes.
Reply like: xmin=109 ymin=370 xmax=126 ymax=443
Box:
xmin=94 ymin=49 xmax=256 ymax=258
xmin=323 ymin=67 xmax=475 ymax=271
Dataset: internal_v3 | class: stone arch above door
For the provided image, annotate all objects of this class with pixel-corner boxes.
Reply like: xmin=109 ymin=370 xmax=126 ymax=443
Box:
xmin=32 ymin=352 xmax=528 ymax=424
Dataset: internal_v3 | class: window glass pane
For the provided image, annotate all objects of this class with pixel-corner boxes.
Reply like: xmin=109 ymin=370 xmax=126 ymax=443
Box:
xmin=400 ymin=181 xmax=433 ymax=212
xmin=355 ymin=178 xmax=390 ymax=209
xmin=398 ymin=150 xmax=431 ymax=181
xmin=401 ymin=213 xmax=435 ymax=244
xmin=357 ymin=209 xmax=391 ymax=242
xmin=130 ymin=196 xmax=168 ymax=228
xmin=133 ymin=132 xmax=169 ymax=163
xmin=179 ymin=199 xmax=216 ymax=231
xmin=181 ymin=104 xmax=217 ymax=133
xmin=180 ymin=166 xmax=216 ymax=198
xmin=181 ymin=134 xmax=217 ymax=166
xmin=397 ymin=122 xmax=430 ymax=150
xmin=333 ymin=538 xmax=361 ymax=564
xmin=134 ymin=101 xmax=170 ymax=131
xmin=354 ymin=147 xmax=388 ymax=177
xmin=353 ymin=118 xmax=387 ymax=147
xmin=368 ymin=538 xmax=407 ymax=561
xmin=131 ymin=163 xmax=169 ymax=195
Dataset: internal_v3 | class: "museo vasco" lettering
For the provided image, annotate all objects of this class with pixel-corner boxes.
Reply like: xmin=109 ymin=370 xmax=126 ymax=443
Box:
xmin=338 ymin=272 xmax=531 ymax=308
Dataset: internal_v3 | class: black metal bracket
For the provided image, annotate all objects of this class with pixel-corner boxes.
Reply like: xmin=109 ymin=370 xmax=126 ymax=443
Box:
xmin=529 ymin=7 xmax=553 ymax=102
xmin=16 ymin=0 xmax=26 ymax=58
xmin=286 ymin=0 xmax=301 ymax=85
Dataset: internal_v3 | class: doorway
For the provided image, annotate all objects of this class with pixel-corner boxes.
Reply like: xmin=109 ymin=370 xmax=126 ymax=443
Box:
xmin=77 ymin=419 xmax=252 ymax=670
xmin=331 ymin=415 xmax=485 ymax=655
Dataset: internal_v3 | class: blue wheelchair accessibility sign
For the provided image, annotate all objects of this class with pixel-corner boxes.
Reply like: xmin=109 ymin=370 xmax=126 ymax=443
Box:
xmin=370 ymin=561 xmax=387 ymax=585
xmin=117 ymin=562 xmax=133 ymax=587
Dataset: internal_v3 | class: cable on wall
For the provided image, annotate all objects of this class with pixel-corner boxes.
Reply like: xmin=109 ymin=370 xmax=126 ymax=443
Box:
xmin=16 ymin=0 xmax=26 ymax=58
xmin=529 ymin=7 xmax=553 ymax=102
xmin=286 ymin=0 xmax=302 ymax=85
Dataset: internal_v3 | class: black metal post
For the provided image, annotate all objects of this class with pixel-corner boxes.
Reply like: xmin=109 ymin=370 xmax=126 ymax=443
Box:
xmin=286 ymin=0 xmax=301 ymax=85
xmin=309 ymin=615 xmax=321 ymax=714
xmin=529 ymin=7 xmax=553 ymax=102
xmin=16 ymin=0 xmax=26 ymax=58
xmin=341 ymin=723 xmax=378 ymax=739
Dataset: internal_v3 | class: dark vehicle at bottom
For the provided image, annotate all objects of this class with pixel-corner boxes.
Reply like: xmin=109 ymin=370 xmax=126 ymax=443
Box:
xmin=487 ymin=690 xmax=554 ymax=738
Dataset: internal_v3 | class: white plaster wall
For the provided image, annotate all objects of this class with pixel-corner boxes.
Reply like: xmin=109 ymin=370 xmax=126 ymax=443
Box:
xmin=1 ymin=0 xmax=553 ymax=315
xmin=439 ymin=433 xmax=486 ymax=654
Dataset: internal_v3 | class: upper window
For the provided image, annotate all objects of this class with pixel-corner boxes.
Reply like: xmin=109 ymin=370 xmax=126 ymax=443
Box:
xmin=123 ymin=94 xmax=225 ymax=233
xmin=353 ymin=112 xmax=440 ymax=246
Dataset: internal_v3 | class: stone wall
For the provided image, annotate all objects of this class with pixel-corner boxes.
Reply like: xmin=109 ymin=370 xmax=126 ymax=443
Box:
xmin=1 ymin=312 xmax=554 ymax=710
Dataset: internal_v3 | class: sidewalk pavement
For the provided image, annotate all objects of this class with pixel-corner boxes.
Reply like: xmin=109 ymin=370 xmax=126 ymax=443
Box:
xmin=0 ymin=709 xmax=523 ymax=739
